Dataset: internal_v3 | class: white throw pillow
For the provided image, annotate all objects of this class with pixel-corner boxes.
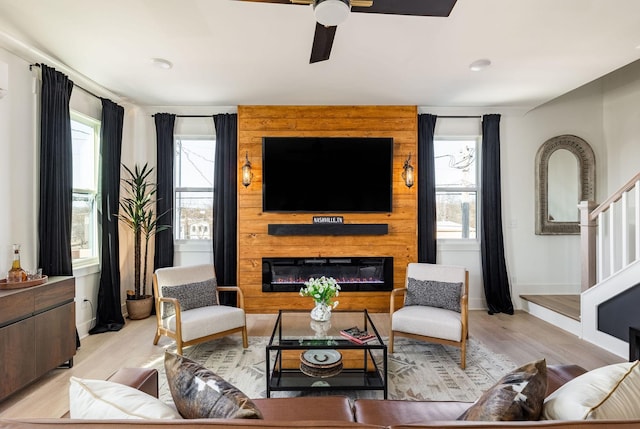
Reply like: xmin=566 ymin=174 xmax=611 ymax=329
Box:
xmin=542 ymin=361 xmax=640 ymax=420
xmin=69 ymin=376 xmax=181 ymax=420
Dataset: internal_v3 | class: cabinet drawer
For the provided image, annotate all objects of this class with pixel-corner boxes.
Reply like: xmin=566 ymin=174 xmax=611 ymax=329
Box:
xmin=34 ymin=277 xmax=75 ymax=312
xmin=0 ymin=289 xmax=35 ymax=327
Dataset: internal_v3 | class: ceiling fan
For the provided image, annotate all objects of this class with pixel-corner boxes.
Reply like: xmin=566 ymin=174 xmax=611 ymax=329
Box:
xmin=236 ymin=0 xmax=458 ymax=63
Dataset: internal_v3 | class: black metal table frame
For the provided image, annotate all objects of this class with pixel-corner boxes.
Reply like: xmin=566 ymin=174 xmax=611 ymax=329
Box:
xmin=266 ymin=309 xmax=388 ymax=398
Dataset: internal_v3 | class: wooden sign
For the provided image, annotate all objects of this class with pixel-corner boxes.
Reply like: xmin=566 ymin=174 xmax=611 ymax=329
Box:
xmin=312 ymin=216 xmax=344 ymax=224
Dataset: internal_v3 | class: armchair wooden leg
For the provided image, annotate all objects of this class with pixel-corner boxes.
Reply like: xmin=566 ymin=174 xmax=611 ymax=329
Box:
xmin=389 ymin=331 xmax=394 ymax=353
xmin=460 ymin=342 xmax=466 ymax=370
xmin=242 ymin=327 xmax=248 ymax=348
xmin=153 ymin=332 xmax=160 ymax=345
xmin=177 ymin=342 xmax=183 ymax=356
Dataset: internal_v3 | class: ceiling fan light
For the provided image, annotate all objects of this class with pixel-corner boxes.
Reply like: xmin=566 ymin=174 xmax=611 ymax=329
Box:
xmin=314 ymin=0 xmax=350 ymax=27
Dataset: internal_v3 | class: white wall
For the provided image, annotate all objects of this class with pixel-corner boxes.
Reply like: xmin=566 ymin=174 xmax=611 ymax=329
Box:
xmin=0 ymin=48 xmax=37 ymax=276
xmin=504 ymin=81 xmax=606 ymax=308
xmin=0 ymin=55 xmax=12 ymax=275
xmin=422 ymin=80 xmax=607 ymax=311
xmin=602 ymin=59 xmax=640 ymax=193
xmin=501 ymin=65 xmax=640 ymax=312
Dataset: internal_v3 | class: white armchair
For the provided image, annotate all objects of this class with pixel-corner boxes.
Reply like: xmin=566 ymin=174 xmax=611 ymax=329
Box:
xmin=390 ymin=262 xmax=469 ymax=369
xmin=152 ymin=264 xmax=248 ymax=355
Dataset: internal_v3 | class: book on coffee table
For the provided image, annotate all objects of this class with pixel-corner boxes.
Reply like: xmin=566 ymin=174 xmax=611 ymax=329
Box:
xmin=340 ymin=326 xmax=376 ymax=344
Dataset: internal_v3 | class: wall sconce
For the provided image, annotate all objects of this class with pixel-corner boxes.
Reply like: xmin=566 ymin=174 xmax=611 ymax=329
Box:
xmin=402 ymin=153 xmax=414 ymax=188
xmin=241 ymin=151 xmax=253 ymax=187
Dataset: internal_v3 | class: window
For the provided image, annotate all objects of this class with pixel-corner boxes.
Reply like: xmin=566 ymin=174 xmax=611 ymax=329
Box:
xmin=175 ymin=137 xmax=215 ymax=240
xmin=434 ymin=138 xmax=479 ymax=239
xmin=71 ymin=113 xmax=100 ymax=264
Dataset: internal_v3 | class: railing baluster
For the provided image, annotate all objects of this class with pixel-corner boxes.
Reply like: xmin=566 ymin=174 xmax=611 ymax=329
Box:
xmin=609 ymin=203 xmax=616 ymax=275
xmin=635 ymin=181 xmax=640 ymax=263
xmin=583 ymin=173 xmax=640 ymax=287
xmin=580 ymin=200 xmax=597 ymax=290
xmin=598 ymin=211 xmax=604 ymax=282
xmin=622 ymin=192 xmax=628 ymax=266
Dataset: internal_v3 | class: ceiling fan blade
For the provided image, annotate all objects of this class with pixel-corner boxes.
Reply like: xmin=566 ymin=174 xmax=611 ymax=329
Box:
xmin=310 ymin=23 xmax=337 ymax=64
xmin=351 ymin=0 xmax=457 ymax=17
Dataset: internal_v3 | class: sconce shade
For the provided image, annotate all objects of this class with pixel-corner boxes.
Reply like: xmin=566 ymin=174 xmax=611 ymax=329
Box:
xmin=242 ymin=152 xmax=253 ymax=187
xmin=402 ymin=154 xmax=414 ymax=188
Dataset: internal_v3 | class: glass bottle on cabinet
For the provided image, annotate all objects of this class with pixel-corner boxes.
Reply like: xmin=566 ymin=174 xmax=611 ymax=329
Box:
xmin=7 ymin=244 xmax=27 ymax=282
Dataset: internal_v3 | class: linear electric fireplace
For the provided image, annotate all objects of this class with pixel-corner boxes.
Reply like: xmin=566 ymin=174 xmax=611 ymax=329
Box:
xmin=262 ymin=257 xmax=393 ymax=292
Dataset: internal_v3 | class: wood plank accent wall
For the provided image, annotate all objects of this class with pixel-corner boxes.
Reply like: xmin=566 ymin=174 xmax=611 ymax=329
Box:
xmin=237 ymin=105 xmax=418 ymax=313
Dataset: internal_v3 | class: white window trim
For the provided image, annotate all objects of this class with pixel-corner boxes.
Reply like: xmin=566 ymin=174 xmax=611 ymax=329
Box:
xmin=434 ymin=136 xmax=481 ymax=242
xmin=174 ymin=135 xmax=215 ymax=243
xmin=70 ymin=111 xmax=100 ymax=268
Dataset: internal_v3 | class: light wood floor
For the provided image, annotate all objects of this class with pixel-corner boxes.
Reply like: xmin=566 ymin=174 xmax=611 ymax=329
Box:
xmin=0 ymin=310 xmax=623 ymax=419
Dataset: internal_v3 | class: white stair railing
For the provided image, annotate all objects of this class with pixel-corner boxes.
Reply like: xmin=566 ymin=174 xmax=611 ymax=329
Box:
xmin=580 ymin=172 xmax=640 ymax=290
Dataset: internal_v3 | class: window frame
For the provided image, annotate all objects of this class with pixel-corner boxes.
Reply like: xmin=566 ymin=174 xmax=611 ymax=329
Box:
xmin=174 ymin=135 xmax=215 ymax=243
xmin=433 ymin=136 xmax=481 ymax=242
xmin=70 ymin=111 xmax=101 ymax=268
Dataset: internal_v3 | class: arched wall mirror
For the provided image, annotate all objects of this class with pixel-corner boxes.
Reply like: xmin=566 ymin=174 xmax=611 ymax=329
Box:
xmin=535 ymin=135 xmax=595 ymax=235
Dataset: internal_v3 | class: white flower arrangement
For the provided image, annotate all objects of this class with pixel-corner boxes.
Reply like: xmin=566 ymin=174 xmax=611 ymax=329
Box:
xmin=299 ymin=276 xmax=341 ymax=308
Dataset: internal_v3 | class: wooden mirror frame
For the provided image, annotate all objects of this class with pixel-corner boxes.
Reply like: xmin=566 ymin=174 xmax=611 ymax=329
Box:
xmin=535 ymin=135 xmax=595 ymax=235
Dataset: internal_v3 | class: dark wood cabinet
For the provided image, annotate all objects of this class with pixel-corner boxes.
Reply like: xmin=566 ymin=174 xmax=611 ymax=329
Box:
xmin=0 ymin=276 xmax=75 ymax=401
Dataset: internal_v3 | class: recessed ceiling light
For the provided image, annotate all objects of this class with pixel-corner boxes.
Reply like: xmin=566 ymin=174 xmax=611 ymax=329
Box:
xmin=469 ymin=59 xmax=491 ymax=72
xmin=151 ymin=58 xmax=173 ymax=70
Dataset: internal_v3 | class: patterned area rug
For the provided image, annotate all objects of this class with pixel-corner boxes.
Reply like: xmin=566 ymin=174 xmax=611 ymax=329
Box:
xmin=146 ymin=336 xmax=515 ymax=404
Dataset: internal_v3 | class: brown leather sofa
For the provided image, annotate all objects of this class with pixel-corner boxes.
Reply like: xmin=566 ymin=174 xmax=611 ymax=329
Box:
xmin=1 ymin=365 xmax=639 ymax=429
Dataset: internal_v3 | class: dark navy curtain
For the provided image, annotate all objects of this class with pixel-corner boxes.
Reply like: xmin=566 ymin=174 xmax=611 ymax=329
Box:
xmin=153 ymin=113 xmax=176 ymax=270
xmin=480 ymin=114 xmax=514 ymax=315
xmin=213 ymin=114 xmax=238 ymax=306
xmin=90 ymin=99 xmax=125 ymax=334
xmin=38 ymin=64 xmax=74 ymax=276
xmin=417 ymin=114 xmax=437 ymax=263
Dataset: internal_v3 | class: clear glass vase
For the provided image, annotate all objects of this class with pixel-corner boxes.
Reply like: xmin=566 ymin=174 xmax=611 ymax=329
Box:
xmin=310 ymin=301 xmax=332 ymax=322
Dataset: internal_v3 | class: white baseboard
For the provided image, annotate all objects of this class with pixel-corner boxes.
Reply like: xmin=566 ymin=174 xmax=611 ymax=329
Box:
xmin=77 ymin=318 xmax=96 ymax=340
xmin=468 ymin=297 xmax=487 ymax=310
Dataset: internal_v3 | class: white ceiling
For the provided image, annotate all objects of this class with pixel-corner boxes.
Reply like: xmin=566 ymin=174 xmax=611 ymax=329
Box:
xmin=1 ymin=0 xmax=640 ymax=110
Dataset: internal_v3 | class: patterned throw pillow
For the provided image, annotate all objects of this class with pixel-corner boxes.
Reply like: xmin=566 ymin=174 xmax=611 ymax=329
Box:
xmin=458 ymin=359 xmax=548 ymax=421
xmin=161 ymin=278 xmax=217 ymax=318
xmin=405 ymin=278 xmax=462 ymax=312
xmin=164 ymin=351 xmax=263 ymax=420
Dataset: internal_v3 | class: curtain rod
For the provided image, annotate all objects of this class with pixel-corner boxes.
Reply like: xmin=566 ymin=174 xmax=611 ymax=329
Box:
xmin=29 ymin=63 xmax=102 ymax=101
xmin=437 ymin=115 xmax=482 ymax=119
xmin=151 ymin=114 xmax=213 ymax=118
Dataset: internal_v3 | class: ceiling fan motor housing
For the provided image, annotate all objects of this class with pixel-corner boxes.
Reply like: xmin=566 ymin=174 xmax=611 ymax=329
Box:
xmin=314 ymin=0 xmax=351 ymax=26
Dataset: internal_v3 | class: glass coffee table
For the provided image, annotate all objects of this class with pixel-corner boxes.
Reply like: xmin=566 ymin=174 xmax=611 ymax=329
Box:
xmin=266 ymin=309 xmax=387 ymax=398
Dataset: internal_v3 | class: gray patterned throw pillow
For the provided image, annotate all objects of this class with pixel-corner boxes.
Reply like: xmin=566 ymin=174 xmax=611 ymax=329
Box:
xmin=164 ymin=351 xmax=263 ymax=419
xmin=161 ymin=278 xmax=218 ymax=317
xmin=405 ymin=277 xmax=462 ymax=312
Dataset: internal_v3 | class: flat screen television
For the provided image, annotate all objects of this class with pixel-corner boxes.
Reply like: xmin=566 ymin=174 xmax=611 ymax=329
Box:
xmin=262 ymin=137 xmax=393 ymax=213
